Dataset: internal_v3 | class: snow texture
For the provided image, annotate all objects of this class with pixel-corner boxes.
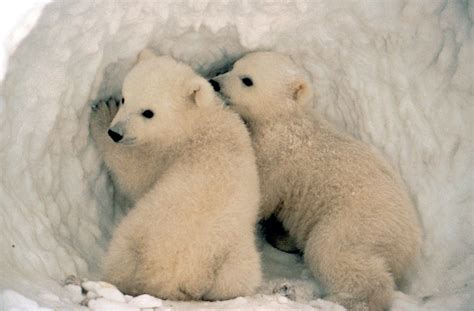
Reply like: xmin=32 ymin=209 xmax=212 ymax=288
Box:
xmin=0 ymin=0 xmax=472 ymax=310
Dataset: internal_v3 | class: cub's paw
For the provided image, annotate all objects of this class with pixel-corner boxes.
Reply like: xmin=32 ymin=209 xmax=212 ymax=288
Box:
xmin=90 ymin=97 xmax=123 ymax=138
xmin=91 ymin=97 xmax=122 ymax=123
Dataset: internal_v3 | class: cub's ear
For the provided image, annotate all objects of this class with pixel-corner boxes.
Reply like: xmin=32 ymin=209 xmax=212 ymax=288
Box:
xmin=137 ymin=49 xmax=156 ymax=63
xmin=188 ymin=78 xmax=222 ymax=108
xmin=291 ymin=79 xmax=313 ymax=106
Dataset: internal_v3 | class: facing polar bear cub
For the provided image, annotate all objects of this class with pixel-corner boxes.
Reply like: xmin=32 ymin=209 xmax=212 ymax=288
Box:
xmin=212 ymin=51 xmax=422 ymax=310
xmin=90 ymin=51 xmax=262 ymax=300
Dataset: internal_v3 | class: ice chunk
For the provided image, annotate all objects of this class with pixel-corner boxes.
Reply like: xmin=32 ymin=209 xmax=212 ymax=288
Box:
xmin=128 ymin=294 xmax=163 ymax=308
xmin=88 ymin=298 xmax=139 ymax=311
xmin=309 ymin=299 xmax=346 ymax=311
xmin=64 ymin=284 xmax=83 ymax=304
xmin=277 ymin=295 xmax=289 ymax=303
xmin=82 ymin=281 xmax=125 ymax=303
xmin=0 ymin=290 xmax=52 ymax=311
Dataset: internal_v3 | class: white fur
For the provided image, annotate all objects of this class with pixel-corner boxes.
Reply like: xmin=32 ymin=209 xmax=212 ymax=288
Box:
xmin=214 ymin=51 xmax=422 ymax=310
xmin=90 ymin=53 xmax=261 ymax=300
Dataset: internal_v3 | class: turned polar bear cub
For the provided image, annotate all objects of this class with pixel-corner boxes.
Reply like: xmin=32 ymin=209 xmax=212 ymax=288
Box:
xmin=90 ymin=51 xmax=261 ymax=300
xmin=212 ymin=51 xmax=422 ymax=310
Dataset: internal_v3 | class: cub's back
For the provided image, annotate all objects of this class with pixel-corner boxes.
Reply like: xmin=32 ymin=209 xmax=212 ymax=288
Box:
xmin=176 ymin=106 xmax=260 ymax=221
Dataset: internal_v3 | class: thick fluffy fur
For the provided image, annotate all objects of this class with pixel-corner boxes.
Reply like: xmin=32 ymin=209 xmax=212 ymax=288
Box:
xmin=90 ymin=53 xmax=261 ymax=300
xmin=90 ymin=98 xmax=153 ymax=209
xmin=213 ymin=51 xmax=422 ymax=310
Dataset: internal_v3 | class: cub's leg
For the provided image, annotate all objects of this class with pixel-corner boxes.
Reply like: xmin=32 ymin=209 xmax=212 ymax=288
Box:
xmin=89 ymin=97 xmax=121 ymax=154
xmin=305 ymin=223 xmax=394 ymax=311
xmin=89 ymin=98 xmax=149 ymax=201
xmin=205 ymin=241 xmax=262 ymax=300
xmin=105 ymin=191 xmax=221 ymax=301
xmin=102 ymin=213 xmax=142 ymax=296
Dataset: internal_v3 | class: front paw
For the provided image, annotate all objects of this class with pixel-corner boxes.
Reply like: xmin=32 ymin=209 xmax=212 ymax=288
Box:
xmin=91 ymin=97 xmax=121 ymax=122
xmin=90 ymin=97 xmax=122 ymax=138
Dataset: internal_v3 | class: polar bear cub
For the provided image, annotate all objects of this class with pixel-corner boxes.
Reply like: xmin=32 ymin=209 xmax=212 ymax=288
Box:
xmin=211 ymin=51 xmax=422 ymax=310
xmin=90 ymin=51 xmax=261 ymax=300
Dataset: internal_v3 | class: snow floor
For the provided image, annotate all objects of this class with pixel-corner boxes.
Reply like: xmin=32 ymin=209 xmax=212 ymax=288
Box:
xmin=0 ymin=0 xmax=472 ymax=310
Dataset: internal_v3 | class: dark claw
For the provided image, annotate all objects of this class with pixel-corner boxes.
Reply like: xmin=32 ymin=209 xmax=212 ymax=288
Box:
xmin=91 ymin=101 xmax=100 ymax=111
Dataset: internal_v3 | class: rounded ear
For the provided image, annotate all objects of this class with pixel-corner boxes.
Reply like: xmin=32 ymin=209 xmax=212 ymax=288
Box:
xmin=137 ymin=49 xmax=156 ymax=63
xmin=189 ymin=78 xmax=222 ymax=108
xmin=291 ymin=79 xmax=313 ymax=106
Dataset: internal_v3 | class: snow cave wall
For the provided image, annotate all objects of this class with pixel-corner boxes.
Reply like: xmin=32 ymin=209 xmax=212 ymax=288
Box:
xmin=0 ymin=0 xmax=472 ymax=309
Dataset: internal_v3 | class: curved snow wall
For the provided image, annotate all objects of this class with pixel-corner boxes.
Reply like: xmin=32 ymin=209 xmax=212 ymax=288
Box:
xmin=0 ymin=0 xmax=472 ymax=308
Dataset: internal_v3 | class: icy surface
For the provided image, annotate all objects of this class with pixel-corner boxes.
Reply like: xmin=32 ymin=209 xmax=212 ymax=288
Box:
xmin=0 ymin=0 xmax=472 ymax=310
xmin=128 ymin=294 xmax=163 ymax=308
xmin=0 ymin=1 xmax=47 ymax=81
xmin=0 ymin=290 xmax=52 ymax=311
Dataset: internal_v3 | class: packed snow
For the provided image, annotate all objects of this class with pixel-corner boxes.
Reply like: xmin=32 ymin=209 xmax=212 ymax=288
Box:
xmin=0 ymin=0 xmax=472 ymax=310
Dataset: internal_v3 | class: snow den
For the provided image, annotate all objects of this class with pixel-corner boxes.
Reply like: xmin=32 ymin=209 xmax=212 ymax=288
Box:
xmin=0 ymin=1 xmax=472 ymax=310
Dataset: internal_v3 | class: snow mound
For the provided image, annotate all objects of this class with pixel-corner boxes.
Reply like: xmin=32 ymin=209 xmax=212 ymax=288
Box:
xmin=0 ymin=0 xmax=472 ymax=310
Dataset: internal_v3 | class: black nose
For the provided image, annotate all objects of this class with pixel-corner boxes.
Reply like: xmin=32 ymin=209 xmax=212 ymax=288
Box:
xmin=209 ymin=79 xmax=220 ymax=92
xmin=108 ymin=129 xmax=123 ymax=142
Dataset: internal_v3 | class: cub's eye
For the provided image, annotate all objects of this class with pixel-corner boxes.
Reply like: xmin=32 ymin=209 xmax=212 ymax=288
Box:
xmin=121 ymin=98 xmax=125 ymax=105
xmin=142 ymin=110 xmax=154 ymax=119
xmin=241 ymin=77 xmax=253 ymax=87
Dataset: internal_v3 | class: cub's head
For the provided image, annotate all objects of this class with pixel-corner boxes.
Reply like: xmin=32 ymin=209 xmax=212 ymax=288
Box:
xmin=108 ymin=50 xmax=221 ymax=146
xmin=211 ymin=51 xmax=313 ymax=124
